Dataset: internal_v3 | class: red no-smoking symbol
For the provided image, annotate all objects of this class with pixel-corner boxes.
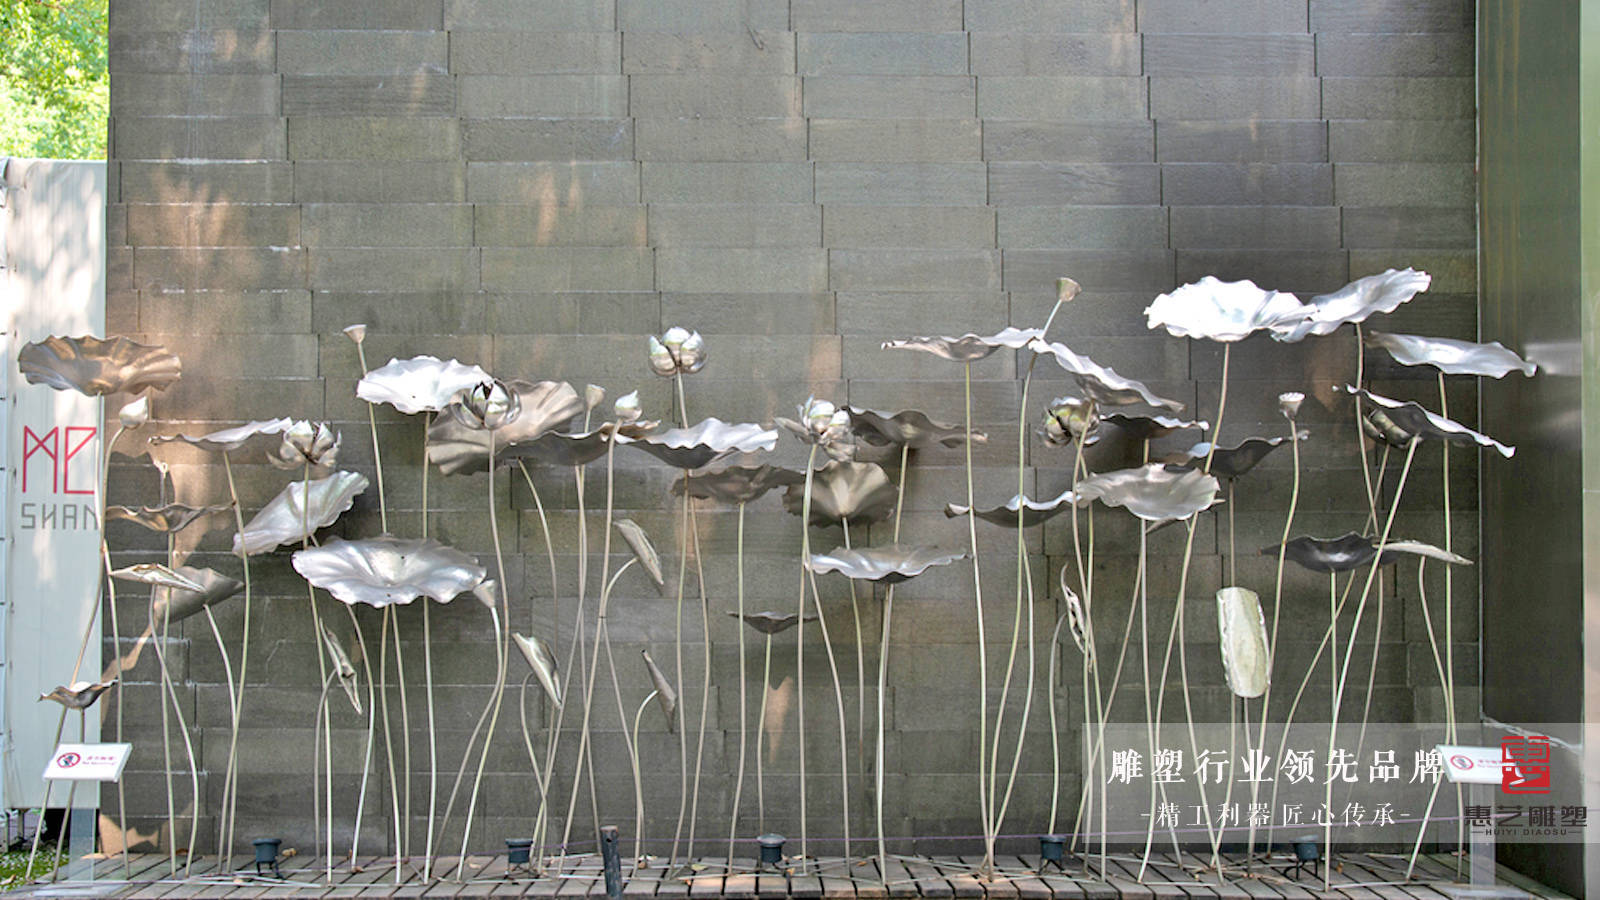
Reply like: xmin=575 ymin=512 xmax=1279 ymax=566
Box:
xmin=56 ymin=752 xmax=80 ymax=768
xmin=1450 ymin=755 xmax=1474 ymax=770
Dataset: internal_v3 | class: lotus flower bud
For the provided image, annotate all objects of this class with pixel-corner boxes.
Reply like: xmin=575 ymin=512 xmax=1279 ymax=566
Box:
xmin=273 ymin=420 xmax=340 ymax=469
xmin=1278 ymin=391 xmax=1304 ymax=421
xmin=119 ymin=395 xmax=150 ymax=428
xmin=614 ymin=390 xmax=642 ymax=423
xmin=802 ymin=397 xmax=837 ymax=436
xmin=472 ymin=579 xmax=500 ymax=611
xmin=585 ymin=383 xmax=607 ymax=410
xmin=1042 ymin=396 xmax=1097 ymax=447
xmin=647 ymin=335 xmax=676 ymax=377
xmin=455 ymin=380 xmax=520 ymax=430
xmin=1056 ymin=277 xmax=1082 ymax=305
xmin=662 ymin=326 xmax=691 ymax=352
xmin=676 ymin=330 xmax=707 ymax=373
xmin=342 ymin=324 xmax=367 ymax=345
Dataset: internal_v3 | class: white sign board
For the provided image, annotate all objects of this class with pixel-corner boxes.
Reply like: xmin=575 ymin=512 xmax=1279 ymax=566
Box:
xmin=1439 ymin=744 xmax=1504 ymax=785
xmin=43 ymin=743 xmax=130 ymax=782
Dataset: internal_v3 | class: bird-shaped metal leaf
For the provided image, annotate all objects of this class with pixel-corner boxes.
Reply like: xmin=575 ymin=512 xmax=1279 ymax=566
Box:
xmin=233 ymin=471 xmax=369 ymax=556
xmin=806 ymin=545 xmax=966 ymax=584
xmin=292 ymin=536 xmax=488 ymax=608
xmin=19 ymin=335 xmax=182 ymax=396
xmin=513 ymin=632 xmax=563 ymax=709
xmin=882 ymin=326 xmax=1043 ymax=362
xmin=781 ymin=460 xmax=898 ymax=526
xmin=615 ymin=518 xmax=666 ymax=592
xmin=1345 ymin=386 xmax=1515 ymax=458
xmin=642 ymin=650 xmax=677 ymax=732
xmin=40 ymin=680 xmax=117 ymax=710
xmin=1027 ymin=338 xmax=1185 ymax=411
xmin=944 ymin=488 xmax=1078 ymax=528
xmin=1363 ymin=331 xmax=1537 ymax=379
xmin=105 ymin=502 xmax=232 ymax=535
xmin=1216 ymin=587 xmax=1270 ymax=699
xmin=728 ymin=611 xmax=815 ymax=635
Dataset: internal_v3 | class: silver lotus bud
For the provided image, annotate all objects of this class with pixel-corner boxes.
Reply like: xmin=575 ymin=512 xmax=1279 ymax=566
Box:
xmin=676 ymin=330 xmax=707 ymax=374
xmin=1042 ymin=396 xmax=1097 ymax=447
xmin=1056 ymin=277 xmax=1082 ymax=305
xmin=454 ymin=380 xmax=520 ymax=430
xmin=1278 ymin=391 xmax=1305 ymax=421
xmin=614 ymin=390 xmax=642 ymax=423
xmin=802 ymin=397 xmax=837 ymax=435
xmin=472 ymin=579 xmax=500 ymax=611
xmin=661 ymin=326 xmax=691 ymax=352
xmin=274 ymin=420 xmax=340 ymax=469
xmin=585 ymin=383 xmax=607 ymax=410
xmin=342 ymin=323 xmax=367 ymax=345
xmin=119 ymin=395 xmax=150 ymax=428
xmin=647 ymin=335 xmax=677 ymax=377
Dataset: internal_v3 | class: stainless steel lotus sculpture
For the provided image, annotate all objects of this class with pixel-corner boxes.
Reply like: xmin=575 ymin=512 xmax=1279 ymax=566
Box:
xmin=649 ymin=327 xmax=708 ymax=376
xmin=270 ymin=421 xmax=340 ymax=472
xmin=494 ymin=421 xmax=659 ymax=469
xmin=615 ymin=518 xmax=667 ymax=592
xmin=781 ymin=460 xmax=898 ymax=526
xmin=774 ymin=397 xmax=854 ymax=461
xmin=1072 ymin=464 xmax=1221 ymax=523
xmin=153 ymin=417 xmax=293 ymax=453
xmin=150 ymin=567 xmax=245 ymax=625
xmin=120 ymin=396 xmax=150 ymax=428
xmin=1270 ymin=268 xmax=1432 ymax=342
xmin=642 ymin=650 xmax=678 ymax=731
xmin=1345 ymin=386 xmax=1515 ymax=458
xmin=41 ymin=680 xmax=118 ymax=710
xmin=320 ymin=626 xmax=363 ymax=715
xmin=452 ymin=379 xmax=522 ymax=430
xmin=944 ymin=488 xmax=1078 ymax=528
xmin=1145 ymin=277 xmax=1311 ymax=342
xmin=1041 ymin=396 xmax=1099 ymax=447
xmin=1278 ymin=392 xmax=1304 ymax=420
xmin=806 ymin=545 xmax=966 ymax=584
xmin=1028 ymin=340 xmax=1185 ymax=411
xmin=1269 ymin=533 xmax=1474 ymax=573
xmin=845 ymin=407 xmax=985 ymax=450
xmin=514 ymin=632 xmax=563 ymax=709
xmin=627 ymin=417 xmax=779 ymax=470
xmin=357 ymin=355 xmax=492 ymax=414
xmin=1216 ymin=587 xmax=1269 ymax=699
xmin=426 ymin=379 xmax=588 ymax=473
xmin=18 ymin=334 xmax=182 ymax=395
xmin=110 ymin=563 xmax=207 ymax=593
xmin=881 ymin=326 xmax=1042 ymax=361
xmin=1101 ymin=412 xmax=1209 ymax=442
xmin=291 ymin=537 xmax=488 ymax=608
xmin=105 ymin=502 xmax=231 ymax=534
xmin=233 ymin=471 xmax=369 ymax=556
xmin=1363 ymin=331 xmax=1537 ymax=378
xmin=729 ymin=611 xmax=814 ymax=635
xmin=670 ymin=465 xmax=804 ymax=504
xmin=1167 ymin=432 xmax=1308 ymax=479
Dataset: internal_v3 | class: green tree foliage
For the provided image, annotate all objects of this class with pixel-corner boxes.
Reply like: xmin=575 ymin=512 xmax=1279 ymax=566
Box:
xmin=0 ymin=0 xmax=108 ymax=159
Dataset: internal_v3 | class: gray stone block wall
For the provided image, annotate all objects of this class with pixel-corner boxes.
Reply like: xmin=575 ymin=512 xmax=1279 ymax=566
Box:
xmin=105 ymin=0 xmax=1479 ymax=859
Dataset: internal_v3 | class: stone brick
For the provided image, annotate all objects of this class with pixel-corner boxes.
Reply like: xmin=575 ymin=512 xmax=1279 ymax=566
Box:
xmin=635 ymin=118 xmax=808 ymax=162
xmin=289 ymin=117 xmax=460 ymax=160
xmin=133 ymin=246 xmax=307 ymax=290
xmin=458 ymin=75 xmax=628 ymax=117
xmin=1151 ymin=77 xmax=1322 ymax=120
xmin=792 ymin=0 xmax=963 ymax=32
xmin=1350 ymin=249 xmax=1474 ymax=293
xmin=648 ymin=204 xmax=820 ymax=248
xmin=282 ymin=74 xmax=455 ymax=117
xmin=301 ymin=203 xmax=474 ymax=247
xmin=314 ymin=289 xmax=489 ymax=334
xmin=1001 ymin=249 xmax=1176 ymax=293
xmin=1321 ymin=77 xmax=1474 ymax=119
xmin=797 ymin=32 xmax=968 ymax=76
xmin=480 ymin=247 xmax=653 ymax=291
xmin=466 ymin=161 xmax=639 ymax=204
xmin=127 ymin=202 xmax=300 ymax=247
xmin=1140 ymin=0 xmax=1306 ymax=31
xmin=629 ymin=75 xmax=800 ymax=118
xmin=309 ymin=247 xmax=478 ymax=290
xmin=1310 ymin=0 xmax=1471 ymax=32
xmin=269 ymin=0 xmax=442 ymax=28
xmin=641 ymin=163 xmax=813 ymax=203
xmin=656 ymin=248 xmax=827 ymax=293
xmin=1174 ymin=249 xmax=1349 ymax=292
xmin=1328 ymin=119 xmax=1474 ymax=162
xmin=618 ymin=0 xmax=787 ymax=31
xmin=660 ymin=293 xmax=835 ymax=334
xmin=814 ymin=163 xmax=987 ymax=206
xmin=120 ymin=161 xmax=294 ymax=203
xmin=1156 ymin=120 xmax=1328 ymax=163
xmin=114 ymin=116 xmax=286 ymax=161
xmin=138 ymin=289 xmax=314 ymax=333
xmin=294 ymin=161 xmax=467 ymax=202
xmin=444 ymin=0 xmax=613 ymax=30
xmin=808 ymin=118 xmax=982 ymax=162
xmin=988 ymin=163 xmax=1161 ymax=206
xmin=1316 ymin=33 xmax=1474 ymax=77
xmin=1334 ymin=163 xmax=1474 ymax=207
xmin=969 ymin=33 xmax=1140 ymax=76
xmin=1341 ymin=207 xmax=1475 ymax=249
xmin=276 ymin=30 xmax=448 ymax=75
xmin=451 ymin=31 xmax=620 ymax=74
xmin=976 ymin=77 xmax=1147 ymax=120
xmin=110 ymin=73 xmax=279 ymax=116
xmin=835 ymin=291 xmax=1008 ymax=336
xmin=109 ymin=29 xmax=276 ymax=74
xmin=484 ymin=291 xmax=657 ymax=335
xmin=1145 ymin=34 xmax=1315 ymax=76
xmin=995 ymin=206 xmax=1167 ymax=249
xmin=462 ymin=118 xmax=632 ymax=161
xmin=1169 ymin=206 xmax=1342 ymax=249
xmin=802 ymin=76 xmax=976 ymax=119
xmin=111 ymin=0 xmax=269 ymax=31
xmin=982 ymin=121 xmax=1153 ymax=162
xmin=822 ymin=205 xmax=994 ymax=248
xmin=622 ymin=32 xmax=795 ymax=73
xmin=1161 ymin=163 xmax=1333 ymax=206
xmin=964 ymin=0 xmax=1136 ymax=32
xmin=829 ymin=249 xmax=1000 ymax=292
xmin=475 ymin=203 xmax=648 ymax=247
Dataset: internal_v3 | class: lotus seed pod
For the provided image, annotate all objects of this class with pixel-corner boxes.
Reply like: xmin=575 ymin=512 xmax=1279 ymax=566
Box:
xmin=647 ymin=335 xmax=676 ymax=377
xmin=1056 ymin=277 xmax=1082 ymax=305
xmin=585 ymin=383 xmax=606 ymax=410
xmin=119 ymin=395 xmax=150 ymax=428
xmin=342 ymin=323 xmax=367 ymax=344
xmin=1278 ymin=391 xmax=1305 ymax=420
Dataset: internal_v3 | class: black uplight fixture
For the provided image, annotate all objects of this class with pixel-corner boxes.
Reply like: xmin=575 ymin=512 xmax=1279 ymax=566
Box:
xmin=757 ymin=833 xmax=786 ymax=870
xmin=252 ymin=838 xmax=282 ymax=878
xmin=1287 ymin=836 xmax=1320 ymax=880
xmin=506 ymin=838 xmax=533 ymax=868
xmin=1038 ymin=834 xmax=1066 ymax=871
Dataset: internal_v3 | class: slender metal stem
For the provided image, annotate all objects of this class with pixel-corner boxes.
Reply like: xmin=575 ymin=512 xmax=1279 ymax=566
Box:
xmin=876 ymin=442 xmax=909 ymax=876
xmin=459 ymin=435 xmax=512 ymax=873
xmin=796 ymin=443 xmax=819 ymax=868
xmin=961 ymin=361 xmax=994 ymax=876
xmin=728 ymin=502 xmax=749 ymax=867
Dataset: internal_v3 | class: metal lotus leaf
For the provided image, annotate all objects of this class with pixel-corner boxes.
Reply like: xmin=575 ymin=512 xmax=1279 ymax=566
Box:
xmin=427 ymin=379 xmax=587 ymax=473
xmin=845 ymin=407 xmax=985 ymax=450
xmin=41 ymin=680 xmax=117 ymax=710
xmin=1146 ymin=277 xmax=1311 ymax=342
xmin=1382 ymin=541 xmax=1474 ymax=567
xmin=615 ymin=518 xmax=666 ymax=592
xmin=513 ymin=632 xmax=563 ymax=709
xmin=320 ymin=626 xmax=363 ymax=715
xmin=626 ymin=417 xmax=778 ymax=470
xmin=233 ymin=471 xmax=369 ymax=556
xmin=1346 ymin=387 xmax=1514 ymax=458
xmin=1060 ymin=572 xmax=1087 ymax=655
xmin=1363 ymin=331 xmax=1537 ymax=379
xmin=782 ymin=460 xmax=897 ymax=526
xmin=269 ymin=421 xmax=340 ymax=472
xmin=1028 ymin=339 xmax=1185 ymax=411
xmin=293 ymin=536 xmax=488 ymax=609
xmin=1101 ymin=412 xmax=1209 ymax=442
xmin=151 ymin=566 xmax=244 ymax=625
xmin=356 ymin=355 xmax=491 ymax=415
xmin=152 ymin=417 xmax=294 ymax=454
xmin=1269 ymin=533 xmax=1474 ymax=574
xmin=806 ymin=544 xmax=966 ymax=584
xmin=472 ymin=579 xmax=499 ymax=611
xmin=106 ymin=502 xmax=231 ymax=534
xmin=641 ymin=650 xmax=678 ymax=732
xmin=1271 ymin=268 xmax=1432 ymax=342
xmin=1216 ymin=587 xmax=1270 ymax=699
xmin=497 ymin=421 xmax=657 ymax=469
xmin=881 ymin=326 xmax=1043 ymax=362
xmin=1168 ymin=431 xmax=1308 ymax=479
xmin=728 ymin=611 xmax=814 ymax=636
xmin=1041 ymin=396 xmax=1099 ymax=447
xmin=19 ymin=335 xmax=182 ymax=396
xmin=945 ymin=488 xmax=1078 ymax=528
xmin=671 ymin=464 xmax=804 ymax=505
xmin=1073 ymin=464 xmax=1220 ymax=523
xmin=111 ymin=563 xmax=207 ymax=593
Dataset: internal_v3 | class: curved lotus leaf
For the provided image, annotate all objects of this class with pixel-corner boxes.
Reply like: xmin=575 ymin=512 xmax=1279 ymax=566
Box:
xmin=1217 ymin=587 xmax=1269 ymax=699
xmin=496 ymin=421 xmax=658 ymax=470
xmin=1028 ymin=338 xmax=1185 ymax=411
xmin=1167 ymin=431 xmax=1308 ymax=479
xmin=1073 ymin=464 xmax=1220 ymax=523
xmin=1363 ymin=331 xmax=1537 ymax=379
xmin=1145 ymin=277 xmax=1311 ymax=342
xmin=357 ymin=355 xmax=491 ymax=415
xmin=426 ymin=379 xmax=587 ymax=473
xmin=106 ymin=502 xmax=232 ymax=534
xmin=845 ymin=407 xmax=986 ymax=450
xmin=615 ymin=518 xmax=666 ymax=592
xmin=807 ymin=544 xmax=966 ymax=584
xmin=513 ymin=632 xmax=563 ymax=709
xmin=40 ymin=680 xmax=117 ymax=710
xmin=110 ymin=563 xmax=206 ymax=593
xmin=881 ymin=326 xmax=1043 ymax=362
xmin=233 ymin=471 xmax=369 ymax=556
xmin=320 ymin=626 xmax=362 ymax=715
xmin=641 ymin=650 xmax=677 ymax=732
xmin=1345 ymin=387 xmax=1514 ymax=458
xmin=1381 ymin=541 xmax=1474 ymax=567
xmin=781 ymin=460 xmax=898 ymax=526
xmin=728 ymin=611 xmax=815 ymax=635
xmin=19 ymin=335 xmax=182 ymax=396
xmin=1268 ymin=532 xmax=1475 ymax=574
xmin=1101 ymin=412 xmax=1210 ymax=442
xmin=151 ymin=566 xmax=244 ymax=625
xmin=671 ymin=464 xmax=804 ymax=505
xmin=293 ymin=536 xmax=487 ymax=609
xmin=1271 ymin=268 xmax=1432 ymax=342
xmin=1059 ymin=573 xmax=1087 ymax=655
xmin=153 ymin=417 xmax=294 ymax=454
xmin=625 ymin=417 xmax=778 ymax=470
xmin=944 ymin=488 xmax=1078 ymax=528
